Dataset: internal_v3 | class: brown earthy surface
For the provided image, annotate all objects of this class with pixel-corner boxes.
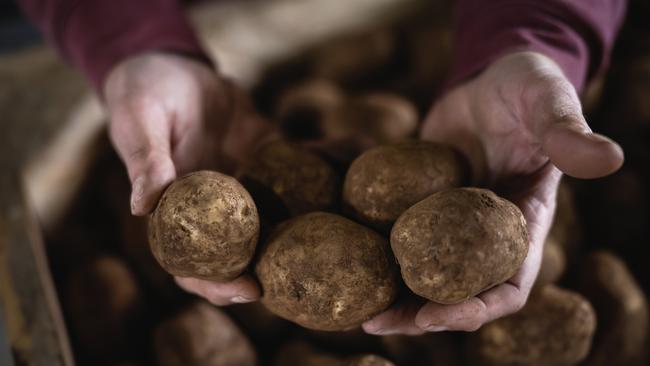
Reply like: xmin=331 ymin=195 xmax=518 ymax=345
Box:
xmin=154 ymin=302 xmax=256 ymax=366
xmin=238 ymin=140 xmax=339 ymax=221
xmin=391 ymin=187 xmax=528 ymax=304
xmin=468 ymin=285 xmax=596 ymax=366
xmin=343 ymin=141 xmax=467 ymax=232
xmin=256 ymin=212 xmax=397 ymax=331
xmin=572 ymin=251 xmax=649 ymax=366
xmin=148 ymin=170 xmax=259 ymax=281
xmin=336 ymin=93 xmax=418 ymax=145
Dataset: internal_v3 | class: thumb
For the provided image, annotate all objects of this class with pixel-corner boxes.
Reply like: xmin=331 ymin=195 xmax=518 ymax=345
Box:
xmin=528 ymin=74 xmax=624 ymax=179
xmin=127 ymin=150 xmax=176 ymax=215
xmin=108 ymin=103 xmax=177 ymax=216
xmin=540 ymin=116 xmax=624 ymax=179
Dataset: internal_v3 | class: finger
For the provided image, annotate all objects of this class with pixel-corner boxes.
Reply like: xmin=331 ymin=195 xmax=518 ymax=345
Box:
xmin=175 ymin=274 xmax=261 ymax=306
xmin=362 ymin=299 xmax=426 ymax=336
xmin=108 ymin=100 xmax=177 ymax=215
xmin=541 ymin=118 xmax=623 ymax=179
xmin=415 ymin=281 xmax=528 ymax=332
xmin=526 ymin=74 xmax=623 ymax=179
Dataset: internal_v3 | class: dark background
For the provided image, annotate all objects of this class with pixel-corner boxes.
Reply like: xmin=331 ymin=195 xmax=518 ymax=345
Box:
xmin=0 ymin=0 xmax=41 ymax=53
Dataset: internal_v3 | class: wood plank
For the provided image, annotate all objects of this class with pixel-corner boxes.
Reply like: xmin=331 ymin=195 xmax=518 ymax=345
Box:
xmin=0 ymin=172 xmax=74 ymax=366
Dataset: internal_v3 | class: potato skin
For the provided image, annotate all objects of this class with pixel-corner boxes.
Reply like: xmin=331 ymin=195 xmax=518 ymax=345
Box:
xmin=390 ymin=188 xmax=528 ymax=304
xmin=154 ymin=302 xmax=256 ymax=366
xmin=467 ymin=285 xmax=596 ymax=366
xmin=572 ymin=251 xmax=649 ymax=366
xmin=343 ymin=141 xmax=467 ymax=231
xmin=256 ymin=212 xmax=398 ymax=331
xmin=149 ymin=171 xmax=259 ymax=281
xmin=238 ymin=140 xmax=339 ymax=222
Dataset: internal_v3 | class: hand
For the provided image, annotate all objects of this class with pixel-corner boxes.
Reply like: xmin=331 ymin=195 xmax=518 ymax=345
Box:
xmin=105 ymin=52 xmax=274 ymax=305
xmin=363 ymin=51 xmax=623 ymax=335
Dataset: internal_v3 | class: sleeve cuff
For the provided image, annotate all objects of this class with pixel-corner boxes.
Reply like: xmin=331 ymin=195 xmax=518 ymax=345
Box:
xmin=60 ymin=0 xmax=212 ymax=90
xmin=446 ymin=0 xmax=625 ymax=93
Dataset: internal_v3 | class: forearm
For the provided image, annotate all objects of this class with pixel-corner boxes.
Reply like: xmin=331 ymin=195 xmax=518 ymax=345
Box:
xmin=18 ymin=0 xmax=211 ymax=90
xmin=448 ymin=0 xmax=628 ymax=92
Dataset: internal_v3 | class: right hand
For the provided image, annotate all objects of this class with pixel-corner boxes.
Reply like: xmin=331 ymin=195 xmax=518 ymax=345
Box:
xmin=104 ymin=52 xmax=274 ymax=305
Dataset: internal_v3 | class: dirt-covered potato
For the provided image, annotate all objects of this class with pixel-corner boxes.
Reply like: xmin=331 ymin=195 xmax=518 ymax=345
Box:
xmin=238 ymin=140 xmax=339 ymax=223
xmin=468 ymin=285 xmax=596 ymax=366
xmin=148 ymin=170 xmax=259 ymax=281
xmin=343 ymin=141 xmax=467 ymax=231
xmin=154 ymin=302 xmax=256 ymax=366
xmin=275 ymin=79 xmax=344 ymax=141
xmin=256 ymin=212 xmax=397 ymax=331
xmin=332 ymin=93 xmax=418 ymax=144
xmin=535 ymin=237 xmax=567 ymax=286
xmin=65 ymin=256 xmax=144 ymax=359
xmin=571 ymin=251 xmax=649 ymax=366
xmin=391 ymin=188 xmax=528 ymax=304
xmin=275 ymin=341 xmax=394 ymax=366
xmin=311 ymin=29 xmax=397 ymax=86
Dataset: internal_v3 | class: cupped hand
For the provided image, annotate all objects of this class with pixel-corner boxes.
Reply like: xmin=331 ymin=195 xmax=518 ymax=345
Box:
xmin=104 ymin=52 xmax=274 ymax=306
xmin=363 ymin=51 xmax=624 ymax=335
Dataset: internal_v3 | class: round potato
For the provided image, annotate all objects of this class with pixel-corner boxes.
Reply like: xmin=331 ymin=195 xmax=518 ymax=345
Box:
xmin=154 ymin=302 xmax=256 ymax=366
xmin=275 ymin=79 xmax=343 ymax=141
xmin=148 ymin=170 xmax=259 ymax=281
xmin=391 ymin=188 xmax=528 ymax=304
xmin=238 ymin=140 xmax=339 ymax=222
xmin=572 ymin=251 xmax=649 ymax=366
xmin=256 ymin=212 xmax=397 ymax=331
xmin=343 ymin=141 xmax=467 ymax=231
xmin=468 ymin=285 xmax=596 ymax=366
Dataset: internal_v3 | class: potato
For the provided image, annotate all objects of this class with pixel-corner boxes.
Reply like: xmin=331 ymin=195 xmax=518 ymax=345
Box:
xmin=154 ymin=302 xmax=256 ymax=366
xmin=275 ymin=83 xmax=418 ymax=167
xmin=275 ymin=79 xmax=344 ymax=141
xmin=311 ymin=29 xmax=397 ymax=86
xmin=331 ymin=93 xmax=418 ymax=143
xmin=571 ymin=251 xmax=649 ymax=366
xmin=148 ymin=170 xmax=259 ymax=281
xmin=391 ymin=188 xmax=528 ymax=304
xmin=467 ymin=285 xmax=596 ymax=366
xmin=238 ymin=140 xmax=339 ymax=222
xmin=535 ymin=237 xmax=566 ymax=286
xmin=275 ymin=341 xmax=394 ymax=366
xmin=256 ymin=212 xmax=398 ymax=331
xmin=65 ymin=256 xmax=143 ymax=358
xmin=343 ymin=141 xmax=467 ymax=231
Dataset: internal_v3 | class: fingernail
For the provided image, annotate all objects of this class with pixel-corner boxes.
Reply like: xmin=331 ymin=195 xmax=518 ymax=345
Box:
xmin=425 ymin=325 xmax=448 ymax=332
xmin=131 ymin=176 xmax=145 ymax=214
xmin=230 ymin=296 xmax=254 ymax=303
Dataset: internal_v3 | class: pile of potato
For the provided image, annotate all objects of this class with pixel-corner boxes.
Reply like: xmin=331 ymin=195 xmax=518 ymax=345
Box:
xmin=45 ymin=2 xmax=650 ymax=365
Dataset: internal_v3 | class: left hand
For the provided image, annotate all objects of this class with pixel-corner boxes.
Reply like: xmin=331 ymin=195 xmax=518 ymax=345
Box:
xmin=363 ymin=51 xmax=623 ymax=335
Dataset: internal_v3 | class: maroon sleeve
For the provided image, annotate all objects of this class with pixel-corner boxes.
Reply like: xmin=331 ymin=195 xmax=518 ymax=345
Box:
xmin=18 ymin=0 xmax=211 ymax=90
xmin=448 ymin=0 xmax=627 ymax=92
